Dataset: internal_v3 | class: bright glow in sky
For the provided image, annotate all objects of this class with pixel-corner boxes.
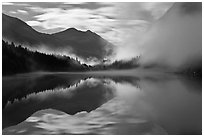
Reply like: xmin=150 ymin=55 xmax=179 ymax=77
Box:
xmin=2 ymin=2 xmax=173 ymax=46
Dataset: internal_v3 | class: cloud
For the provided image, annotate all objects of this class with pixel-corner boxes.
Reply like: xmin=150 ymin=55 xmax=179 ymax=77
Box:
xmin=63 ymin=2 xmax=112 ymax=10
xmin=2 ymin=2 xmax=31 ymax=6
xmin=105 ymin=3 xmax=173 ymax=61
xmin=17 ymin=9 xmax=28 ymax=14
xmin=27 ymin=6 xmax=118 ymax=40
xmin=4 ymin=2 xmax=172 ymax=46
xmin=3 ymin=2 xmax=173 ymax=62
xmin=26 ymin=6 xmax=45 ymax=13
xmin=63 ymin=2 xmax=87 ymax=5
xmin=2 ymin=2 xmax=14 ymax=5
xmin=26 ymin=3 xmax=152 ymax=46
xmin=9 ymin=11 xmax=17 ymax=14
xmin=14 ymin=3 xmax=31 ymax=6
xmin=141 ymin=2 xmax=173 ymax=19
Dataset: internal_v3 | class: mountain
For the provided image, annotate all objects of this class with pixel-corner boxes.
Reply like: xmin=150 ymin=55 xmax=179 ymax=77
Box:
xmin=141 ymin=2 xmax=201 ymax=72
xmin=2 ymin=13 xmax=114 ymax=61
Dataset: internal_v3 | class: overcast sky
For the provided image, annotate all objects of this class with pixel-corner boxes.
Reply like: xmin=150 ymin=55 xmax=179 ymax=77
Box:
xmin=2 ymin=2 xmax=173 ymax=46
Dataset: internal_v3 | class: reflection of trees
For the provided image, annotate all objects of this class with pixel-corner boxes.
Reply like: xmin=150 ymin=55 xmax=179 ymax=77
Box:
xmin=2 ymin=74 xmax=89 ymax=108
xmin=3 ymin=78 xmax=116 ymax=129
xmin=3 ymin=75 xmax=141 ymax=130
xmin=177 ymin=77 xmax=202 ymax=93
xmin=3 ymin=40 xmax=141 ymax=76
xmin=94 ymin=76 xmax=141 ymax=89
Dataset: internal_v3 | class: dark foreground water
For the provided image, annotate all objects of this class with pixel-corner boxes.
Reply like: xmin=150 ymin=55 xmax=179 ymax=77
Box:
xmin=2 ymin=72 xmax=202 ymax=135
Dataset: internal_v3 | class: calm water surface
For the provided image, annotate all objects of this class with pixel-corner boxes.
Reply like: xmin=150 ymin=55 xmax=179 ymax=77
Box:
xmin=2 ymin=72 xmax=202 ymax=135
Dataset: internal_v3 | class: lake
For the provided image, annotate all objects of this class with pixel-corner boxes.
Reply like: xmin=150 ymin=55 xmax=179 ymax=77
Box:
xmin=2 ymin=72 xmax=202 ymax=135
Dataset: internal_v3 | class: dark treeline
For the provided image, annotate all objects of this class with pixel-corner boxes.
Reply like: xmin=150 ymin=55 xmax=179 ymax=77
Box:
xmin=2 ymin=40 xmax=142 ymax=76
xmin=3 ymin=40 xmax=200 ymax=77
xmin=92 ymin=57 xmax=140 ymax=70
xmin=142 ymin=61 xmax=202 ymax=79
xmin=176 ymin=62 xmax=202 ymax=79
xmin=2 ymin=40 xmax=91 ymax=75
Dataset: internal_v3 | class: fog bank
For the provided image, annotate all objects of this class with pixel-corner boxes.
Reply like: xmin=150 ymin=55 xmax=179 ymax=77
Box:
xmin=140 ymin=2 xmax=202 ymax=69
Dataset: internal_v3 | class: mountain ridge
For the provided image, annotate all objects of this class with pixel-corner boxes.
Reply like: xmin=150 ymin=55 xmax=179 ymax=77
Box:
xmin=2 ymin=13 xmax=114 ymax=61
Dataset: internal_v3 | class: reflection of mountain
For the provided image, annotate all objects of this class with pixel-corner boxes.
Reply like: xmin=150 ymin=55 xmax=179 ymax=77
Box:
xmin=2 ymin=13 xmax=114 ymax=60
xmin=3 ymin=73 xmax=89 ymax=108
xmin=3 ymin=73 xmax=201 ymax=134
xmin=3 ymin=108 xmax=167 ymax=135
xmin=3 ymin=73 xmax=142 ymax=130
xmin=3 ymin=78 xmax=116 ymax=129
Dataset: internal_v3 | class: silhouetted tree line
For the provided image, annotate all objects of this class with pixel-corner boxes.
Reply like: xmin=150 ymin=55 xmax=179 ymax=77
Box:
xmin=2 ymin=40 xmax=143 ymax=76
xmin=176 ymin=63 xmax=202 ymax=79
xmin=2 ymin=40 xmax=90 ymax=75
xmin=92 ymin=57 xmax=140 ymax=70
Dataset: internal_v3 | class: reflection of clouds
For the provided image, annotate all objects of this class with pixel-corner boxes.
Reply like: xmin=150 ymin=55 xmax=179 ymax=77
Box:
xmin=3 ymin=75 xmax=201 ymax=135
xmin=3 ymin=77 xmax=170 ymax=135
xmin=27 ymin=116 xmax=40 ymax=122
xmin=17 ymin=129 xmax=27 ymax=134
xmin=23 ymin=82 xmax=165 ymax=135
xmin=24 ymin=82 xmax=158 ymax=135
xmin=26 ymin=20 xmax=41 ymax=26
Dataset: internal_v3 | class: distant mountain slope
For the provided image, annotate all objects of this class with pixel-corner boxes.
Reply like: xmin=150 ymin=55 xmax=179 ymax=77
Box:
xmin=2 ymin=13 xmax=114 ymax=61
xmin=141 ymin=2 xmax=201 ymax=70
xmin=2 ymin=40 xmax=89 ymax=76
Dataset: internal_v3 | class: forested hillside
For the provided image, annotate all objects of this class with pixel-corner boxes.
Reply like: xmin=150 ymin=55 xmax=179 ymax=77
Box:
xmin=2 ymin=40 xmax=90 ymax=75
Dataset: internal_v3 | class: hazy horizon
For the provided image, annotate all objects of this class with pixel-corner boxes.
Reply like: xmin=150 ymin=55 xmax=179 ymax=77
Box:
xmin=2 ymin=2 xmax=202 ymax=68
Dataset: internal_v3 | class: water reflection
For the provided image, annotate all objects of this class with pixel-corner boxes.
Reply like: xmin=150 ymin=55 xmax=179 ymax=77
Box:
xmin=2 ymin=73 xmax=89 ymax=108
xmin=3 ymin=76 xmax=116 ymax=129
xmin=2 ymin=73 xmax=202 ymax=135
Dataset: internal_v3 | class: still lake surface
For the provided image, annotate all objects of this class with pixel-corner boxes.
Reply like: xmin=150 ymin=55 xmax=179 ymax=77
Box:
xmin=2 ymin=72 xmax=202 ymax=135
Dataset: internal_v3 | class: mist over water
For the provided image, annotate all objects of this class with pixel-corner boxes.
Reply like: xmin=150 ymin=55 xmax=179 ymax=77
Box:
xmin=2 ymin=2 xmax=202 ymax=135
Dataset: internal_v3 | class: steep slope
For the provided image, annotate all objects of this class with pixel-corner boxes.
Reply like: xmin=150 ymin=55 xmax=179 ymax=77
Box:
xmin=2 ymin=13 xmax=114 ymax=61
xmin=141 ymin=2 xmax=202 ymax=71
xmin=52 ymin=28 xmax=113 ymax=60
xmin=3 ymin=13 xmax=46 ymax=45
